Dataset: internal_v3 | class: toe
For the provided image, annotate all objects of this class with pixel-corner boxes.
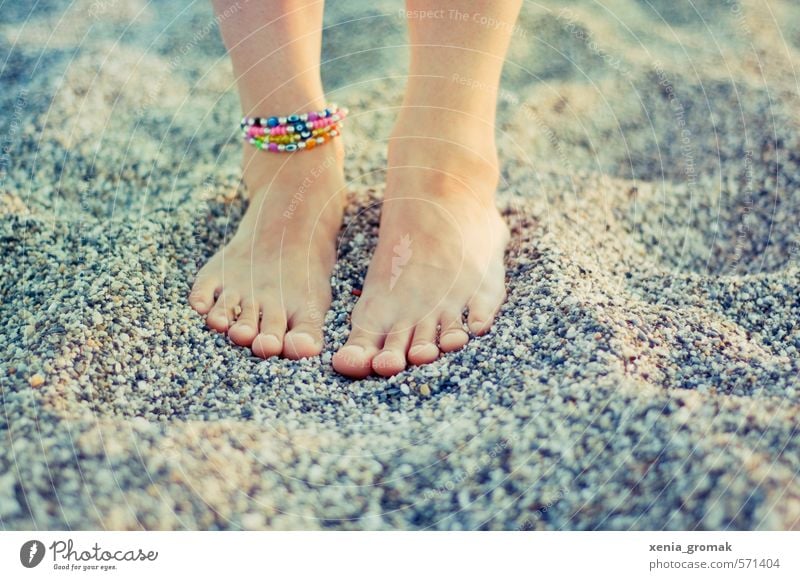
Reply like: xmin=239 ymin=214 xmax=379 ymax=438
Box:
xmin=228 ymin=299 xmax=260 ymax=346
xmin=372 ymin=323 xmax=413 ymax=377
xmin=467 ymin=292 xmax=504 ymax=336
xmin=284 ymin=318 xmax=324 ymax=360
xmin=189 ymin=274 xmax=219 ymax=314
xmin=252 ymin=333 xmax=283 ymax=358
xmin=333 ymin=328 xmax=383 ymax=379
xmin=252 ymin=301 xmax=287 ymax=359
xmin=206 ymin=290 xmax=241 ymax=332
xmin=438 ymin=309 xmax=469 ymax=353
xmin=408 ymin=316 xmax=440 ymax=366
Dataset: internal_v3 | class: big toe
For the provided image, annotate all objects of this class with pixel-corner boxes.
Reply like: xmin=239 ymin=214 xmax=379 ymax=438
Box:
xmin=228 ymin=321 xmax=258 ymax=346
xmin=283 ymin=332 xmax=322 ymax=359
xmin=283 ymin=321 xmax=323 ymax=359
xmin=333 ymin=345 xmax=376 ymax=379
xmin=252 ymin=333 xmax=283 ymax=358
xmin=371 ymin=350 xmax=406 ymax=377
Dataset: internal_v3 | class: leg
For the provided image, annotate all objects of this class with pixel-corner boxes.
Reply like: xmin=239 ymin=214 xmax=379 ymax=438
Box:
xmin=190 ymin=0 xmax=345 ymax=359
xmin=333 ymin=1 xmax=520 ymax=378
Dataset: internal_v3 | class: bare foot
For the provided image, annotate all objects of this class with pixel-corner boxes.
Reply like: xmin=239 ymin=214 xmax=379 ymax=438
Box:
xmin=333 ymin=116 xmax=509 ymax=378
xmin=189 ymin=140 xmax=345 ymax=359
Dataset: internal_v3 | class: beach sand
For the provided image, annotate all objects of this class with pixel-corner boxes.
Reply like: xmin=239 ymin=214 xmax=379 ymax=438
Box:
xmin=1 ymin=0 xmax=799 ymax=529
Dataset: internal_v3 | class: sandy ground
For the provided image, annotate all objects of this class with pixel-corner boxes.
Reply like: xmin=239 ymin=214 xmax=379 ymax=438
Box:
xmin=1 ymin=0 xmax=799 ymax=530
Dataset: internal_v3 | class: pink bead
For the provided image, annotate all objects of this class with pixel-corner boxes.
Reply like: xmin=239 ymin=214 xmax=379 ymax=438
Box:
xmin=308 ymin=112 xmax=319 ymax=121
xmin=270 ymin=127 xmax=280 ymax=136
xmin=268 ymin=142 xmax=278 ymax=152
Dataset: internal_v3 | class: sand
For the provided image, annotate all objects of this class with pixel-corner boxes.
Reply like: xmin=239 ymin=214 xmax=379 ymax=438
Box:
xmin=1 ymin=0 xmax=799 ymax=530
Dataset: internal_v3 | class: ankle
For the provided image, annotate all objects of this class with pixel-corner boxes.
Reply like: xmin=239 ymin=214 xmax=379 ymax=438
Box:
xmin=387 ymin=113 xmax=499 ymax=200
xmin=392 ymin=103 xmax=495 ymax=143
xmin=241 ymin=137 xmax=345 ymax=195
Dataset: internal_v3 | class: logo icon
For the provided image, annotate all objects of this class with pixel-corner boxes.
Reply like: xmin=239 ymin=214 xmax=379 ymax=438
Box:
xmin=20 ymin=540 xmax=46 ymax=568
xmin=390 ymin=234 xmax=412 ymax=290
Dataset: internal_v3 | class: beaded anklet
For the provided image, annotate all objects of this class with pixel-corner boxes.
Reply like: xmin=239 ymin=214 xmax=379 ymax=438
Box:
xmin=240 ymin=104 xmax=347 ymax=152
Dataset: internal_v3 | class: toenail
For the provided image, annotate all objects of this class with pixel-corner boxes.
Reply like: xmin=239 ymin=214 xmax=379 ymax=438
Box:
xmin=409 ymin=344 xmax=428 ymax=356
xmin=289 ymin=332 xmax=316 ymax=344
xmin=338 ymin=345 xmax=366 ymax=364
xmin=469 ymin=321 xmax=484 ymax=334
xmin=443 ymin=329 xmax=466 ymax=337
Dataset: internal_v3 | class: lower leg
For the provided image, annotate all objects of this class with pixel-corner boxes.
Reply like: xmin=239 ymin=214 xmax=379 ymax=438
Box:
xmin=333 ymin=0 xmax=521 ymax=378
xmin=394 ymin=0 xmax=522 ymax=161
xmin=191 ymin=0 xmax=345 ymax=359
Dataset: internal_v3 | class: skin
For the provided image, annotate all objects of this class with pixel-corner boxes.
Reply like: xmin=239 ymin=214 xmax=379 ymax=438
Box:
xmin=192 ymin=0 xmax=522 ymax=377
xmin=191 ymin=0 xmax=344 ymax=359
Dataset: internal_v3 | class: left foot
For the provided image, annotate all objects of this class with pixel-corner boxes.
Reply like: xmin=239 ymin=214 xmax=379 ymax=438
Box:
xmin=333 ymin=115 xmax=509 ymax=378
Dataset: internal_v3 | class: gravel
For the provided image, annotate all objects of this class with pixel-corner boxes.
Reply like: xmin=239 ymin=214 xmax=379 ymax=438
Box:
xmin=1 ymin=0 xmax=799 ymax=530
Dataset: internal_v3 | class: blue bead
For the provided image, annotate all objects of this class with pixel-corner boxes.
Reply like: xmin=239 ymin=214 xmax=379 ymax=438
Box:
xmin=285 ymin=143 xmax=298 ymax=152
xmin=300 ymin=130 xmax=312 ymax=139
xmin=287 ymin=114 xmax=300 ymax=123
xmin=267 ymin=117 xmax=279 ymax=128
xmin=294 ymin=123 xmax=305 ymax=133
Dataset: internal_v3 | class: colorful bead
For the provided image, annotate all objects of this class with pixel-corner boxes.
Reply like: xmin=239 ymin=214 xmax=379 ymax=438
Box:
xmin=241 ymin=104 xmax=346 ymax=152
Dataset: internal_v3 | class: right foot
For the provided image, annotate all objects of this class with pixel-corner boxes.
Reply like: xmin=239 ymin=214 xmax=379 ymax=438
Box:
xmin=189 ymin=140 xmax=345 ymax=359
